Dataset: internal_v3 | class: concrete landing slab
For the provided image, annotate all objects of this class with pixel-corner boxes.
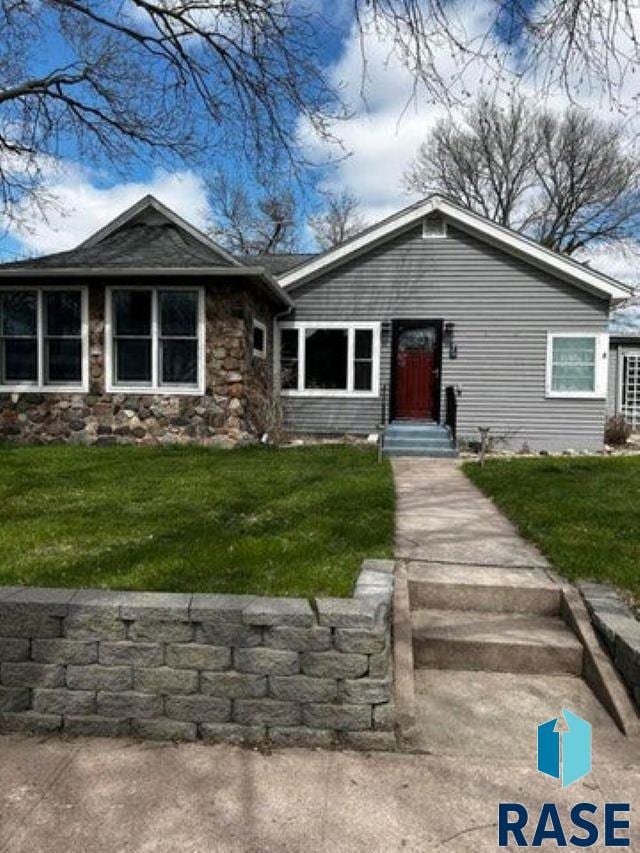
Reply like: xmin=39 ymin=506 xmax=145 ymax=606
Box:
xmin=413 ymin=669 xmax=640 ymax=766
xmin=393 ymin=457 xmax=549 ymax=567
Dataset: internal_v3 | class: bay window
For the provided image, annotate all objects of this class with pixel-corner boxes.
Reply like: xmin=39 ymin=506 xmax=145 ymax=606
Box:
xmin=546 ymin=332 xmax=608 ymax=398
xmin=107 ymin=287 xmax=204 ymax=393
xmin=0 ymin=287 xmax=87 ymax=390
xmin=279 ymin=323 xmax=379 ymax=396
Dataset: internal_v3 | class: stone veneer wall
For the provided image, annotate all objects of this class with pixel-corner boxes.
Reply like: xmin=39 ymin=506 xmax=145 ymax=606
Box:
xmin=580 ymin=582 xmax=640 ymax=709
xmin=0 ymin=561 xmax=396 ymax=751
xmin=0 ymin=283 xmax=275 ymax=447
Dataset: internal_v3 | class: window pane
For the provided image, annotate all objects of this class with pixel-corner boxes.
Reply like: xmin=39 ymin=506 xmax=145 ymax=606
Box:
xmin=305 ymin=328 xmax=348 ymax=390
xmin=354 ymin=361 xmax=373 ymax=391
xmin=552 ymin=337 xmax=596 ymax=392
xmin=45 ymin=291 xmax=81 ymax=336
xmin=280 ymin=328 xmax=299 ymax=390
xmin=553 ymin=337 xmax=595 ymax=365
xmin=115 ymin=339 xmax=151 ymax=383
xmin=160 ymin=291 xmax=197 ymax=337
xmin=2 ymin=339 xmax=37 ymax=382
xmin=552 ymin=365 xmax=595 ymax=392
xmin=253 ymin=324 xmax=265 ymax=354
xmin=355 ymin=329 xmax=372 ymax=359
xmin=161 ymin=340 xmax=197 ymax=385
xmin=46 ymin=339 xmax=82 ymax=383
xmin=114 ymin=291 xmax=151 ymax=336
xmin=1 ymin=291 xmax=37 ymax=336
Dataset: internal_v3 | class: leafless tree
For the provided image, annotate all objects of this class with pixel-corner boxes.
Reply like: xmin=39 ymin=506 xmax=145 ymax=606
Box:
xmin=207 ymin=172 xmax=300 ymax=255
xmin=405 ymin=96 xmax=640 ymax=254
xmin=2 ymin=0 xmax=640 ymax=229
xmin=0 ymin=0 xmax=340 ymax=225
xmin=405 ymin=97 xmax=539 ymax=228
xmin=309 ymin=190 xmax=367 ymax=250
xmin=530 ymin=110 xmax=640 ymax=254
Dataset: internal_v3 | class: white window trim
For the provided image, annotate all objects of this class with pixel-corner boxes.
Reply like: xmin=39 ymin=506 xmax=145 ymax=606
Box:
xmin=105 ymin=285 xmax=205 ymax=395
xmin=0 ymin=285 xmax=89 ymax=393
xmin=252 ymin=318 xmax=267 ymax=359
xmin=545 ymin=331 xmax=608 ymax=399
xmin=277 ymin=321 xmax=380 ymax=398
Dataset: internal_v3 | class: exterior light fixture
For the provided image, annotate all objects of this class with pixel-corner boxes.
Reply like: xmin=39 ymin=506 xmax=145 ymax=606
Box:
xmin=444 ymin=321 xmax=457 ymax=359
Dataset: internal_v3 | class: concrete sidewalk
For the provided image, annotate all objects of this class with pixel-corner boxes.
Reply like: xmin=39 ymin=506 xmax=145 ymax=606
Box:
xmin=393 ymin=457 xmax=548 ymax=567
xmin=0 ymin=733 xmax=638 ymax=852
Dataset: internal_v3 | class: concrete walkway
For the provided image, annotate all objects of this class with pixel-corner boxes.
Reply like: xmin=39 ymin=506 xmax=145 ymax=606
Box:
xmin=393 ymin=457 xmax=548 ymax=567
xmin=393 ymin=456 xmax=640 ymax=788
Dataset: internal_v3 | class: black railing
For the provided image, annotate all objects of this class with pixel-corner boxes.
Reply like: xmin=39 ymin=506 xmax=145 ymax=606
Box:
xmin=380 ymin=383 xmax=388 ymax=427
xmin=377 ymin=384 xmax=388 ymax=464
xmin=445 ymin=385 xmax=458 ymax=441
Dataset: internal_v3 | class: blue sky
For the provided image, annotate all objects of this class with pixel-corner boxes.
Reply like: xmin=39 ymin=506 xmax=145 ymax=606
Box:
xmin=2 ymin=0 xmax=640 ymax=322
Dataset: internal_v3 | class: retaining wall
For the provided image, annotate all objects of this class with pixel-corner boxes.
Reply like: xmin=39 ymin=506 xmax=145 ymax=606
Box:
xmin=0 ymin=561 xmax=396 ymax=750
xmin=580 ymin=582 xmax=640 ymax=710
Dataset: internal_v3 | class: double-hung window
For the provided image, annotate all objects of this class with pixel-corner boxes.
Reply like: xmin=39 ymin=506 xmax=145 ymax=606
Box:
xmin=0 ymin=287 xmax=87 ymax=391
xmin=107 ymin=287 xmax=204 ymax=393
xmin=279 ymin=322 xmax=379 ymax=396
xmin=546 ymin=332 xmax=608 ymax=398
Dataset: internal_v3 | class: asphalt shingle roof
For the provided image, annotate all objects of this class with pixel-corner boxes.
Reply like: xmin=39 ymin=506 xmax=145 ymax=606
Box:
xmin=237 ymin=254 xmax=317 ymax=275
xmin=0 ymin=223 xmax=235 ymax=270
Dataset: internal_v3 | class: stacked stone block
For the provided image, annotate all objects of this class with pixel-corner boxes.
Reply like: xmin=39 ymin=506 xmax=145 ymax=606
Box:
xmin=0 ymin=561 xmax=396 ymax=750
xmin=580 ymin=582 xmax=640 ymax=709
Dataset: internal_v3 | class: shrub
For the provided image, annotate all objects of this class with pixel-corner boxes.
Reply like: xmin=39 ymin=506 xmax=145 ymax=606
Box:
xmin=605 ymin=415 xmax=632 ymax=446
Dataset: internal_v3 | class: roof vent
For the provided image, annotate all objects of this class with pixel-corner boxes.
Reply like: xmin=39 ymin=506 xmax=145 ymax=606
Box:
xmin=422 ymin=216 xmax=447 ymax=239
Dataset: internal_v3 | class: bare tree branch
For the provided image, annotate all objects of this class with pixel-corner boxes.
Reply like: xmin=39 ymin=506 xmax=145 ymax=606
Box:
xmin=309 ymin=189 xmax=368 ymax=249
xmin=206 ymin=171 xmax=300 ymax=254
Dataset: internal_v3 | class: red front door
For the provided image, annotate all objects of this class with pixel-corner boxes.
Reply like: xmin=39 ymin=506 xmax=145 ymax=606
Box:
xmin=394 ymin=326 xmax=438 ymax=419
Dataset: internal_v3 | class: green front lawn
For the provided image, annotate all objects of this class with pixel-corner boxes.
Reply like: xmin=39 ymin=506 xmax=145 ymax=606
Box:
xmin=464 ymin=456 xmax=640 ymax=601
xmin=0 ymin=444 xmax=394 ymax=597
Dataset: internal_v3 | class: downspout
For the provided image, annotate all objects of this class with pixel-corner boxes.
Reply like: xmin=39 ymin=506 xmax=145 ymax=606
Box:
xmin=270 ymin=294 xmax=294 ymax=443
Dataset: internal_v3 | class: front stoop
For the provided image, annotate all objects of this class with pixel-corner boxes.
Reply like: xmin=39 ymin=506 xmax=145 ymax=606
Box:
xmin=383 ymin=423 xmax=457 ymax=458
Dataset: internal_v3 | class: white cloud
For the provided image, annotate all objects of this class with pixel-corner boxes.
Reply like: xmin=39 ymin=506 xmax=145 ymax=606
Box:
xmin=298 ymin=1 xmax=518 ymax=221
xmin=300 ymin=1 xmax=640 ymax=223
xmin=6 ymin=165 xmax=211 ymax=257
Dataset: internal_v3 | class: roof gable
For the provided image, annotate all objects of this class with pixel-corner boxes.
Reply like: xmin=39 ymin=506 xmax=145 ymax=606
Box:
xmin=279 ymin=196 xmax=632 ymax=303
xmin=0 ymin=195 xmax=240 ymax=271
xmin=78 ymin=195 xmax=240 ymax=268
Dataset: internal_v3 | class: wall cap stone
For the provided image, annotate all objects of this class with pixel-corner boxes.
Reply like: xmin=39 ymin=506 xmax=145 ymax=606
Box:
xmin=242 ymin=598 xmax=314 ymax=627
xmin=580 ymin=582 xmax=640 ymax=712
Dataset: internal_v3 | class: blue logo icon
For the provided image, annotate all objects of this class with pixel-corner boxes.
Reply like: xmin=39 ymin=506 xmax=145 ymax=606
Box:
xmin=537 ymin=708 xmax=592 ymax=788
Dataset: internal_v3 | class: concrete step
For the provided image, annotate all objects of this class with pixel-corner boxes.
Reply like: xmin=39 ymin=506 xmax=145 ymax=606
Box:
xmin=384 ymin=437 xmax=454 ymax=448
xmin=383 ymin=447 xmax=458 ymax=458
xmin=412 ymin=609 xmax=583 ymax=675
xmin=385 ymin=426 xmax=451 ymax=439
xmin=408 ymin=563 xmax=561 ymax=615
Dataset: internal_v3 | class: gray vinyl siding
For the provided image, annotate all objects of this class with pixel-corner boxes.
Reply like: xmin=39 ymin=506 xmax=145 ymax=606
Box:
xmin=282 ymin=222 xmax=610 ymax=451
